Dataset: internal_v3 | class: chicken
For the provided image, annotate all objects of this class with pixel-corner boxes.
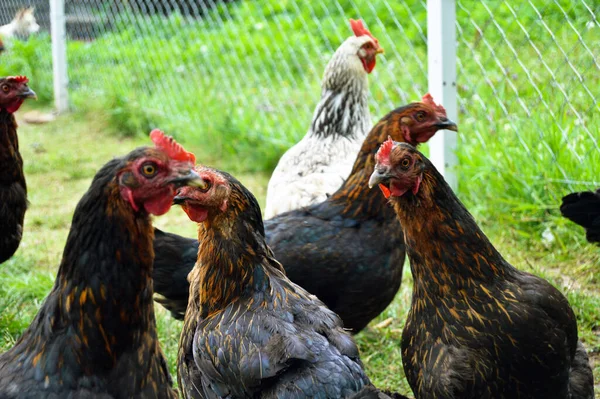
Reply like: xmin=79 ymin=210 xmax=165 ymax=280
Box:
xmin=0 ymin=7 xmax=40 ymax=40
xmin=0 ymin=130 xmax=202 ymax=398
xmin=174 ymin=166 xmax=370 ymax=398
xmin=560 ymin=188 xmax=600 ymax=244
xmin=152 ymin=94 xmax=457 ymax=333
xmin=368 ymin=140 xmax=595 ymax=398
xmin=264 ymin=18 xmax=383 ymax=219
xmin=0 ymin=75 xmax=37 ymax=264
xmin=0 ymin=37 xmax=5 ymax=53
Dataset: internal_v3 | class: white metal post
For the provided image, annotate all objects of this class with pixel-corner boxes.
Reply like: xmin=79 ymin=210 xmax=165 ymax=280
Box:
xmin=427 ymin=0 xmax=458 ymax=190
xmin=50 ymin=0 xmax=69 ymax=113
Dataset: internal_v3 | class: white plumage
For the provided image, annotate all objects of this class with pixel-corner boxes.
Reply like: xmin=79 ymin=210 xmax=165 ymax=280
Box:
xmin=264 ymin=22 xmax=381 ymax=218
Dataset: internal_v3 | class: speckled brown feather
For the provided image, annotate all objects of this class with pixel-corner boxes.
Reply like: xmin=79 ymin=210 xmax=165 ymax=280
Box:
xmin=0 ymin=148 xmax=178 ymax=398
xmin=177 ymin=169 xmax=369 ymax=398
xmin=0 ymin=108 xmax=27 ymax=264
xmin=379 ymin=144 xmax=594 ymax=399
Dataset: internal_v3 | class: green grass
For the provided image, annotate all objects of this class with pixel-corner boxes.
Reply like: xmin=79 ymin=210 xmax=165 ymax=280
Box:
xmin=0 ymin=107 xmax=597 ymax=396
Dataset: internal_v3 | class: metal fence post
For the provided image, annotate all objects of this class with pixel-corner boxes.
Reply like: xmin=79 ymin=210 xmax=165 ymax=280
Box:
xmin=50 ymin=0 xmax=69 ymax=113
xmin=427 ymin=0 xmax=457 ymax=190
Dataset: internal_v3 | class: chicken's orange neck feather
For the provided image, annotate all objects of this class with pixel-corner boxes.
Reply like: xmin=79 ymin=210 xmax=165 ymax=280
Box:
xmin=189 ymin=183 xmax=278 ymax=319
xmin=391 ymin=165 xmax=511 ymax=297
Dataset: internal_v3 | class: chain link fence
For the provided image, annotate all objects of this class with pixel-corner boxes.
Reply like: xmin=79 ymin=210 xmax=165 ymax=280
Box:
xmin=1 ymin=0 xmax=598 ymax=210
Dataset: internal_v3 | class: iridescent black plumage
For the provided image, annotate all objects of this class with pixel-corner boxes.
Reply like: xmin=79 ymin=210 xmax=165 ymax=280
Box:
xmin=0 ymin=148 xmax=181 ymax=398
xmin=176 ymin=168 xmax=370 ymax=398
xmin=0 ymin=76 xmax=36 ymax=264
xmin=0 ymin=109 xmax=26 ymax=264
xmin=372 ymin=143 xmax=594 ymax=399
xmin=560 ymin=188 xmax=600 ymax=245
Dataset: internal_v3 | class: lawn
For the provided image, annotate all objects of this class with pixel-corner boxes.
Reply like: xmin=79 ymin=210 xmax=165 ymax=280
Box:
xmin=0 ymin=105 xmax=598 ymax=396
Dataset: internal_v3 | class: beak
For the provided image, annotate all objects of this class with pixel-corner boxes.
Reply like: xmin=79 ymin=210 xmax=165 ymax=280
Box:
xmin=376 ymin=46 xmax=385 ymax=55
xmin=169 ymin=169 xmax=208 ymax=189
xmin=172 ymin=194 xmax=188 ymax=206
xmin=18 ymin=87 xmax=37 ymax=100
xmin=436 ymin=117 xmax=458 ymax=132
xmin=368 ymin=167 xmax=390 ymax=188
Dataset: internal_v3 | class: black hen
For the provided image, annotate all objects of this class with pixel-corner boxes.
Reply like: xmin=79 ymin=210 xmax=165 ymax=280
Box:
xmin=0 ymin=75 xmax=36 ymax=264
xmin=0 ymin=130 xmax=201 ymax=398
xmin=153 ymin=228 xmax=198 ymax=318
xmin=560 ymin=188 xmax=600 ymax=244
xmin=369 ymin=140 xmax=594 ymax=399
xmin=153 ymin=94 xmax=457 ymax=333
xmin=175 ymin=166 xmax=371 ymax=398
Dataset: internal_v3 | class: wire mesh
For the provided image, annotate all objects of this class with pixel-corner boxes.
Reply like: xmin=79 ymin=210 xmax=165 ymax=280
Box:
xmin=455 ymin=0 xmax=599 ymax=213
xmin=0 ymin=0 xmax=598 ymax=196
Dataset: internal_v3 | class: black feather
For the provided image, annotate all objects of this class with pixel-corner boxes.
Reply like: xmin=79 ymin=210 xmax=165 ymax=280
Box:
xmin=560 ymin=189 xmax=600 ymax=244
xmin=178 ymin=169 xmax=370 ymax=398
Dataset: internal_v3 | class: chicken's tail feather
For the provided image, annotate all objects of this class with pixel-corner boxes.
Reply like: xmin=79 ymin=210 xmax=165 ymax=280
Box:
xmin=567 ymin=341 xmax=594 ymax=399
xmin=560 ymin=190 xmax=600 ymax=244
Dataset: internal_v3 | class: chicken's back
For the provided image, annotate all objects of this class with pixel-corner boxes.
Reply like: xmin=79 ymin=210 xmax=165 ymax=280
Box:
xmin=265 ymin=200 xmax=404 ymax=333
xmin=179 ymin=266 xmax=369 ymax=398
xmin=265 ymin=133 xmax=363 ymax=218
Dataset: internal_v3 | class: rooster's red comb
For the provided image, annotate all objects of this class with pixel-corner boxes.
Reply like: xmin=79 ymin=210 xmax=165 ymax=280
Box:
xmin=150 ymin=129 xmax=196 ymax=164
xmin=349 ymin=19 xmax=379 ymax=45
xmin=422 ymin=93 xmax=447 ymax=115
xmin=6 ymin=76 xmax=29 ymax=84
xmin=375 ymin=136 xmax=395 ymax=166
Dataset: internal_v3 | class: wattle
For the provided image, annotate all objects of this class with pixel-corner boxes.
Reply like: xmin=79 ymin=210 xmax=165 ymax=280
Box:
xmin=144 ymin=193 xmax=174 ymax=216
xmin=183 ymin=205 xmax=208 ymax=223
xmin=5 ymin=99 xmax=24 ymax=114
xmin=389 ymin=181 xmax=408 ymax=197
xmin=362 ymin=58 xmax=376 ymax=74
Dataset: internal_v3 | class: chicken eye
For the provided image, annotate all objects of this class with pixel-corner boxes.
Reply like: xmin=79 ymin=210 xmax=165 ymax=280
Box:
xmin=140 ymin=162 xmax=158 ymax=178
xmin=1 ymin=84 xmax=9 ymax=93
xmin=198 ymin=179 xmax=212 ymax=193
xmin=400 ymin=158 xmax=411 ymax=169
xmin=415 ymin=111 xmax=426 ymax=122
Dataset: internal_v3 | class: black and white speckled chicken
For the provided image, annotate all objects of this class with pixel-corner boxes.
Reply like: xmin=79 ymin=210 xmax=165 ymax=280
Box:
xmin=264 ymin=18 xmax=384 ymax=218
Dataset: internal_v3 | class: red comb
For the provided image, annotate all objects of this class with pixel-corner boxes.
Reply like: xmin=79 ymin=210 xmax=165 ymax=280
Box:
xmin=150 ymin=129 xmax=196 ymax=164
xmin=7 ymin=76 xmax=29 ymax=84
xmin=422 ymin=93 xmax=447 ymax=115
xmin=349 ymin=19 xmax=379 ymax=45
xmin=375 ymin=136 xmax=395 ymax=166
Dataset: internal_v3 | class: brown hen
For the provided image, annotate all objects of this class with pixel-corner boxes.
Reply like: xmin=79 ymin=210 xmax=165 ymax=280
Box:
xmin=0 ymin=75 xmax=36 ymax=264
xmin=175 ymin=167 xmax=371 ymax=398
xmin=369 ymin=141 xmax=594 ymax=399
xmin=0 ymin=130 xmax=201 ymax=398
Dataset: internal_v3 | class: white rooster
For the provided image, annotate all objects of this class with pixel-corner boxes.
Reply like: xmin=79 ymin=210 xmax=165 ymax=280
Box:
xmin=264 ymin=19 xmax=383 ymax=218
